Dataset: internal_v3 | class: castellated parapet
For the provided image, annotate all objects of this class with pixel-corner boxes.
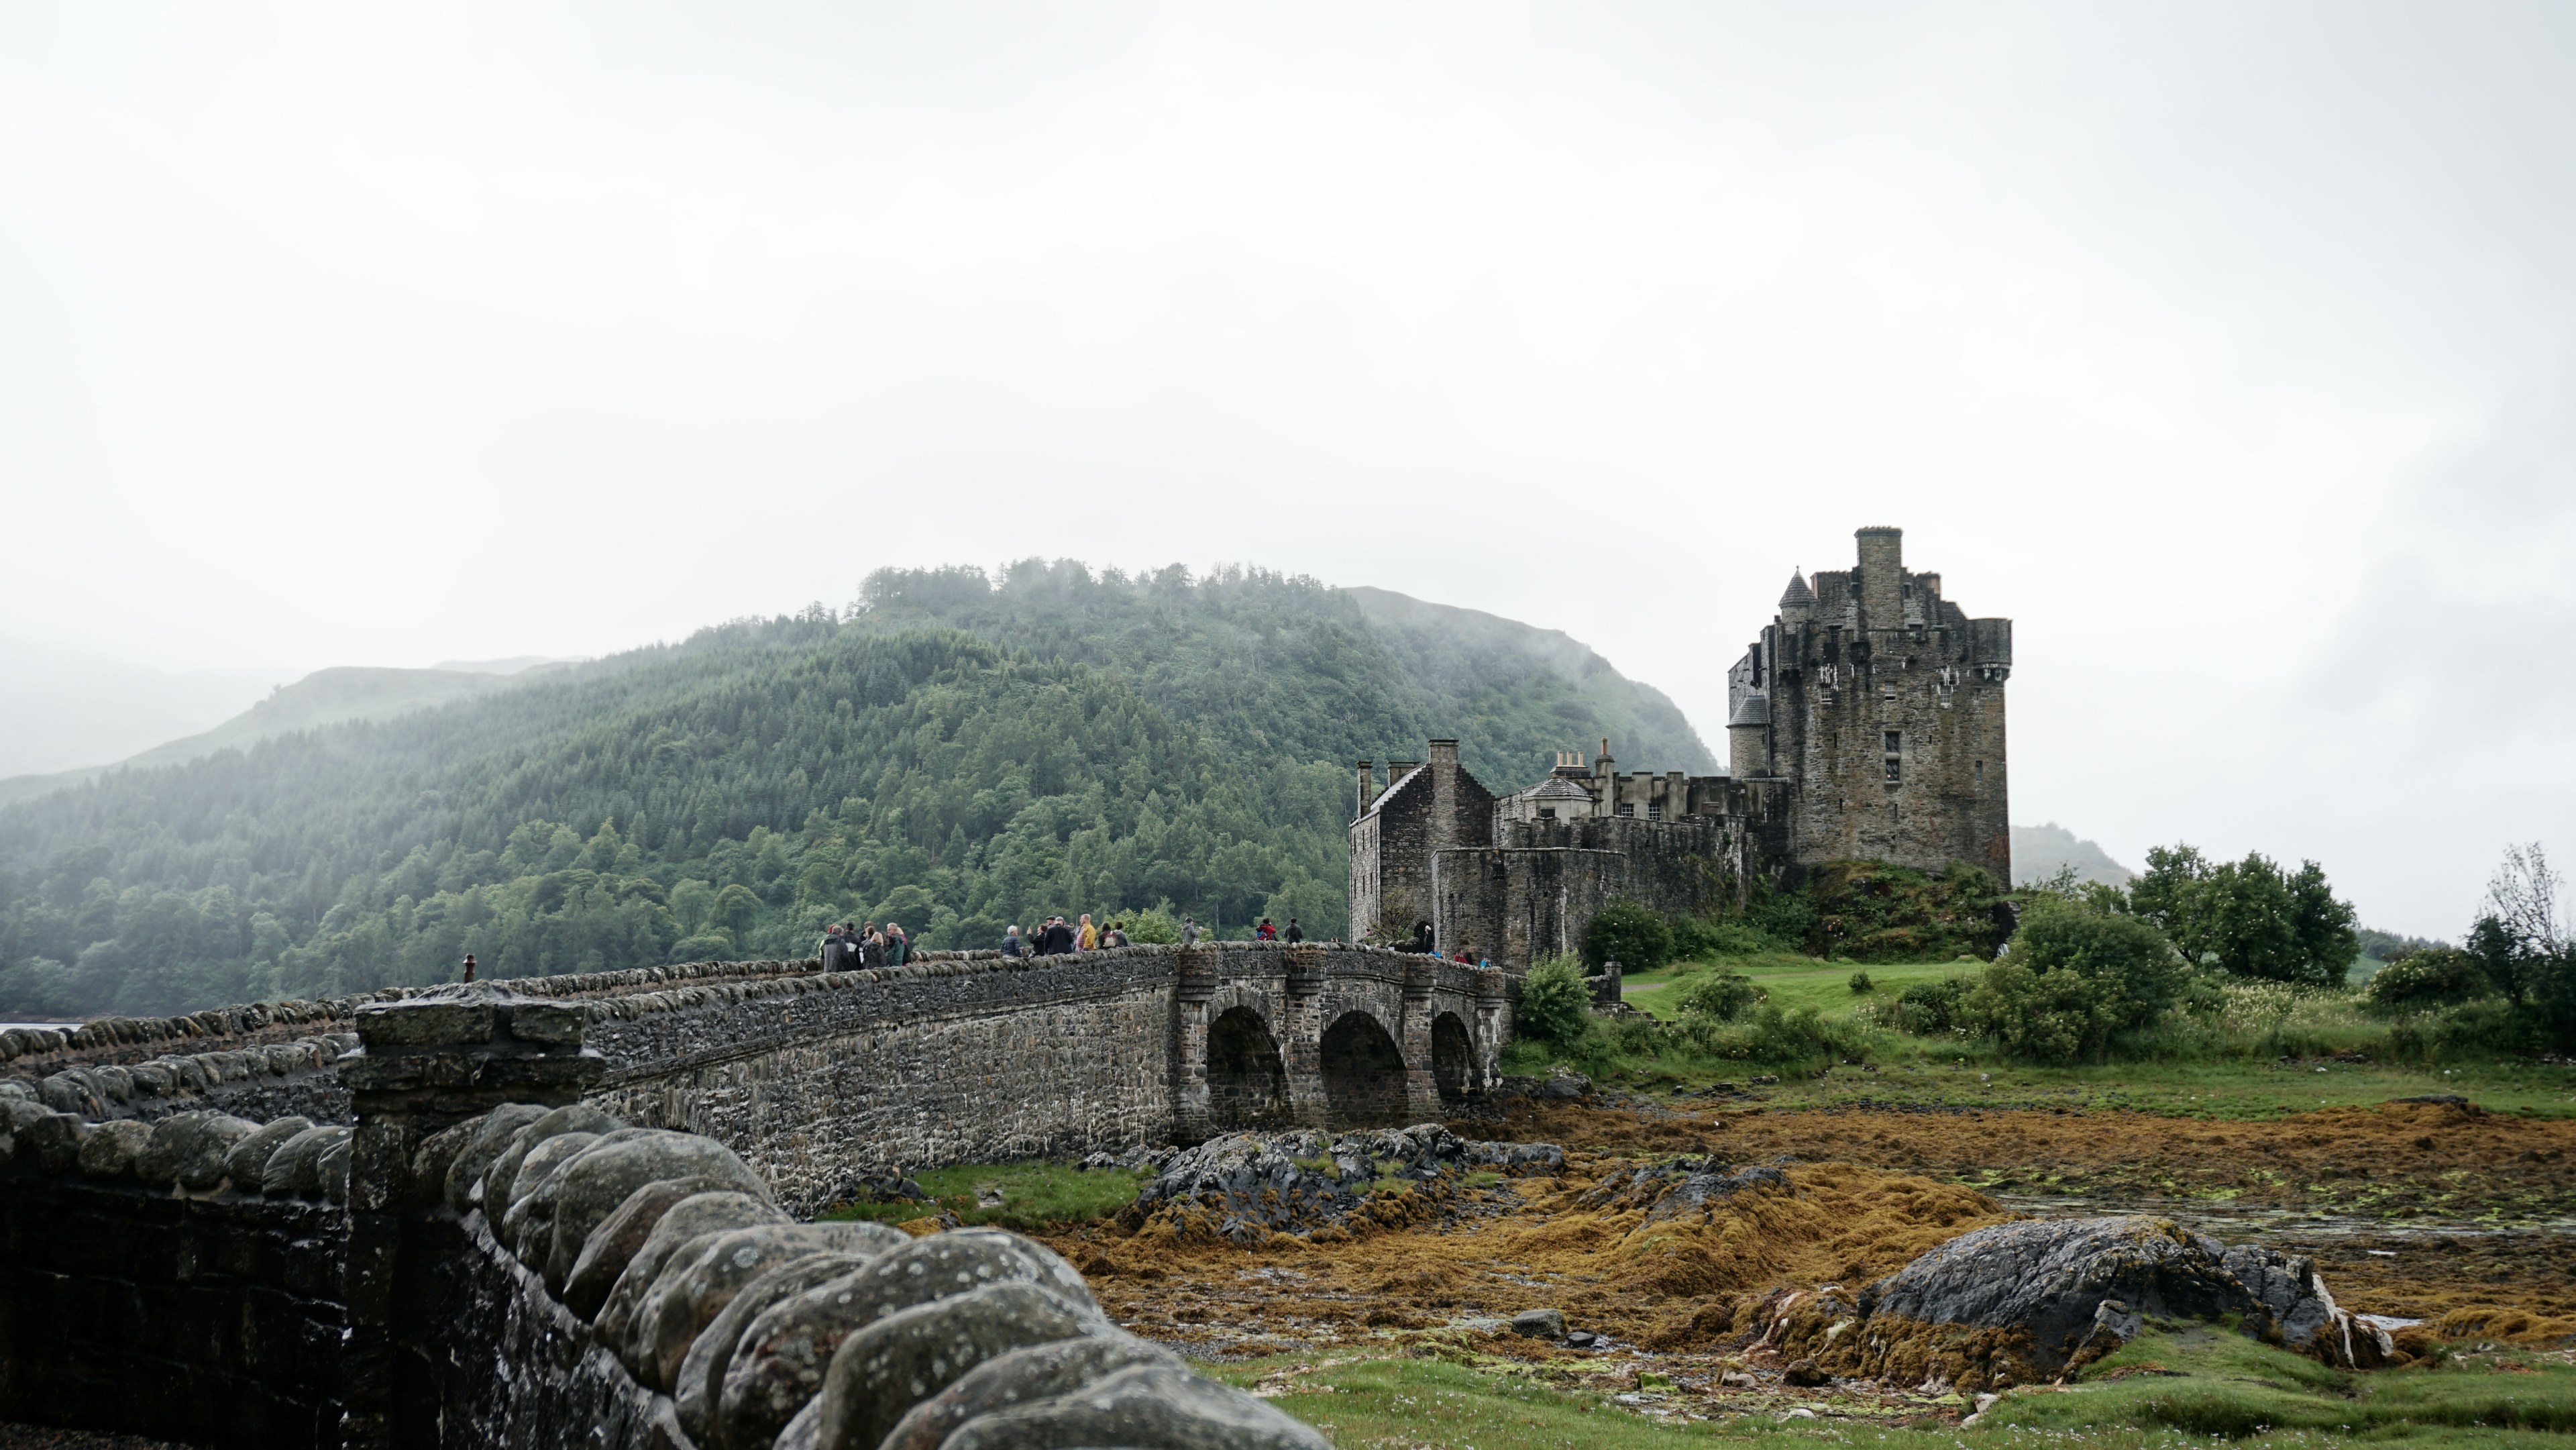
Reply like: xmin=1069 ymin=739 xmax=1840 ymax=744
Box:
xmin=1351 ymin=525 xmax=2010 ymax=963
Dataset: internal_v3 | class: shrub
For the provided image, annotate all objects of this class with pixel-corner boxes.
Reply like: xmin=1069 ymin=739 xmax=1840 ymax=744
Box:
xmin=1116 ymin=907 xmax=1182 ymax=945
xmin=1808 ymin=860 xmax=2008 ymax=961
xmin=2363 ymin=947 xmax=2494 ymax=1015
xmin=1681 ymin=1001 xmax=1862 ymax=1069
xmin=1964 ymin=894 xmax=2194 ymax=1064
xmin=1515 ymin=954 xmax=1594 ymax=1046
xmin=1848 ymin=970 xmax=1874 ymax=994
xmin=1669 ymin=917 xmax=1780 ymax=959
xmin=1676 ymin=968 xmax=1765 ymax=1023
xmin=1894 ymin=975 xmax=1972 ymax=1035
xmin=1583 ymin=898 xmax=1672 ymax=972
xmin=1743 ymin=882 xmax=1819 ymax=953
xmin=2128 ymin=844 xmax=2358 ymax=989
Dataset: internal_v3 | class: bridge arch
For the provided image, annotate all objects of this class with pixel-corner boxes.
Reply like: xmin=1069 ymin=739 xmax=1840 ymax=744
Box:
xmin=1205 ymin=1005 xmax=1290 ymax=1129
xmin=1431 ymin=1011 xmax=1476 ymax=1106
xmin=1319 ymin=1009 xmax=1409 ymax=1125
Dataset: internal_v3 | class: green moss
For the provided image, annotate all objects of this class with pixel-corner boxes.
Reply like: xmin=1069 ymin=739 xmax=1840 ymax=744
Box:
xmin=816 ymin=1160 xmax=1150 ymax=1232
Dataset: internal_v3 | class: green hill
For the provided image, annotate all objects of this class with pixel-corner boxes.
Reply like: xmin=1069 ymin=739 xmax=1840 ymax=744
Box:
xmin=0 ymin=564 xmax=1713 ymax=1017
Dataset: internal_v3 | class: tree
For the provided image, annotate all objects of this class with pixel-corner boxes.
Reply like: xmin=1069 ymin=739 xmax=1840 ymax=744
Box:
xmin=2128 ymin=844 xmax=2356 ymax=988
xmin=1583 ymin=898 xmax=1672 ymax=972
xmin=1515 ymin=955 xmax=1593 ymax=1046
xmin=1676 ymin=968 xmax=1764 ymax=1022
xmin=2466 ymin=843 xmax=2576 ymax=1049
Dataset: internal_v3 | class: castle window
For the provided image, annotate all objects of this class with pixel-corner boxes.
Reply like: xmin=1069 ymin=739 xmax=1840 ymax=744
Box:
xmin=1884 ymin=730 xmax=1902 ymax=784
xmin=1539 ymin=807 xmax=1556 ymax=819
xmin=1883 ymin=731 xmax=1901 ymax=754
xmin=1885 ymin=758 xmax=1901 ymax=783
xmin=1616 ymin=803 xmax=1635 ymax=817
xmin=1648 ymin=803 xmax=1663 ymax=820
xmin=1975 ymin=760 xmax=1985 ymax=785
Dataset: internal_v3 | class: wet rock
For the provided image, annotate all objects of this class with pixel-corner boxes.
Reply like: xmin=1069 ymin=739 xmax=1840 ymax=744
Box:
xmin=1539 ymin=1070 xmax=1592 ymax=1100
xmin=318 ymin=1133 xmax=352 ymax=1203
xmin=674 ymin=1250 xmax=888 ymax=1445
xmin=1509 ymin=1308 xmax=1565 ymax=1339
xmin=1123 ymin=1125 xmax=1560 ymax=1242
xmin=936 ymin=1361 xmax=1333 ymax=1450
xmin=498 ymin=1131 xmax=602 ymax=1263
xmin=1565 ymin=1330 xmax=1599 ymax=1348
xmin=772 ymin=1398 xmax=822 ymax=1450
xmin=718 ymin=1229 xmax=1094 ymax=1450
xmin=1577 ymin=1159 xmax=1789 ymax=1219
xmin=546 ymin=1132 xmax=772 ymax=1292
xmin=636 ymin=1224 xmax=900 ymax=1390
xmin=77 ymin=1118 xmax=154 ymax=1180
xmin=263 ymin=1125 xmax=351 ymax=1197
xmin=409 ymin=1119 xmax=482 ymax=1205
xmin=565 ymin=1177 xmax=739 ymax=1319
xmin=878 ymin=1329 xmax=1180 ymax=1450
xmin=594 ymin=1191 xmax=789 ymax=1350
xmin=137 ymin=1112 xmax=255 ymax=1190
xmin=814 ymin=1282 xmax=1103 ymax=1450
xmin=479 ymin=1104 xmax=623 ymax=1212
xmin=2223 ymin=1245 xmax=2389 ymax=1367
xmin=1782 ymin=1358 xmax=1826 ymax=1387
xmin=442 ymin=1104 xmax=549 ymax=1215
xmin=224 ymin=1115 xmax=315 ymax=1190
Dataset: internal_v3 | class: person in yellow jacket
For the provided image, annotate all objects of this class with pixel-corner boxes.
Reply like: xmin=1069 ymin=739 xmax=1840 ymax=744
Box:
xmin=1077 ymin=913 xmax=1098 ymax=951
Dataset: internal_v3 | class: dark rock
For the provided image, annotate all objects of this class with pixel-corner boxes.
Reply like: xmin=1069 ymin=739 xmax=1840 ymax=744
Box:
xmin=674 ymin=1249 xmax=890 ymax=1445
xmin=718 ymin=1229 xmax=1095 ymax=1450
xmin=1509 ymin=1308 xmax=1564 ymax=1339
xmin=263 ymin=1125 xmax=350 ymax=1197
xmin=565 ymin=1176 xmax=739 ymax=1319
xmin=77 ymin=1118 xmax=154 ymax=1179
xmin=223 ymin=1115 xmax=315 ymax=1190
xmin=1782 ymin=1358 xmax=1826 ymax=1387
xmin=546 ymin=1132 xmax=772 ymax=1292
xmin=318 ymin=1133 xmax=352 ymax=1202
xmin=409 ymin=1118 xmax=485 ymax=1206
xmin=936 ymin=1361 xmax=1333 ymax=1450
xmin=1539 ymin=1071 xmax=1591 ymax=1099
xmin=21 ymin=1108 xmax=88 ymax=1175
xmin=812 ymin=1282 xmax=1102 ymax=1450
xmin=594 ymin=1190 xmax=789 ymax=1351
xmin=1124 ymin=1126 xmax=1560 ymax=1241
xmin=879 ymin=1329 xmax=1179 ymax=1450
xmin=497 ymin=1131 xmax=602 ymax=1262
xmin=1565 ymin=1330 xmax=1598 ymax=1347
xmin=441 ymin=1104 xmax=549 ymax=1214
xmin=773 ymin=1398 xmax=823 ymax=1450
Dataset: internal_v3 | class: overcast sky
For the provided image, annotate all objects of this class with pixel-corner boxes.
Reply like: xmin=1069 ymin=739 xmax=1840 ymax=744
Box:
xmin=4 ymin=1 xmax=2571 ymax=937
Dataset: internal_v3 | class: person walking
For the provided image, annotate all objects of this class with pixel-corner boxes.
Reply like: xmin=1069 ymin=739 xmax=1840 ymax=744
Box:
xmin=1283 ymin=919 xmax=1303 ymax=945
xmin=1077 ymin=914 xmax=1097 ymax=951
xmin=1102 ymin=921 xmax=1128 ymax=948
xmin=1001 ymin=925 xmax=1025 ymax=957
xmin=1181 ymin=916 xmax=1202 ymax=946
xmin=885 ymin=923 xmax=910 ymax=966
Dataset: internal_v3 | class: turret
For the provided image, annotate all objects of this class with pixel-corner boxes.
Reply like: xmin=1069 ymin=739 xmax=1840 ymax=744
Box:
xmin=1856 ymin=526 xmax=1903 ymax=630
xmin=1778 ymin=570 xmax=1815 ymax=626
xmin=1354 ymin=760 xmax=1375 ymax=819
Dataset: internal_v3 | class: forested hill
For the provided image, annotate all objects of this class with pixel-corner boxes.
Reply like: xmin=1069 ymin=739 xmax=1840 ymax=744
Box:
xmin=0 ymin=564 xmax=1714 ymax=1017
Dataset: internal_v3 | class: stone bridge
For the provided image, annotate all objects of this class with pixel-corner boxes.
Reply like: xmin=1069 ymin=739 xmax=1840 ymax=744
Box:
xmin=1 ymin=941 xmax=1517 ymax=1212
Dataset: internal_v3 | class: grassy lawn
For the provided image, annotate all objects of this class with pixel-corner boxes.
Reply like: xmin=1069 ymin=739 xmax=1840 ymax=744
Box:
xmin=816 ymin=1160 xmax=1151 ymax=1232
xmin=1596 ymin=953 xmax=2576 ymax=1120
xmin=1205 ymin=1336 xmax=2576 ymax=1448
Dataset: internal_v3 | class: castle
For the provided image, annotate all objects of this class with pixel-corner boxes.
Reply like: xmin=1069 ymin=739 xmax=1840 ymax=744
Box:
xmin=1349 ymin=526 xmax=2012 ymax=964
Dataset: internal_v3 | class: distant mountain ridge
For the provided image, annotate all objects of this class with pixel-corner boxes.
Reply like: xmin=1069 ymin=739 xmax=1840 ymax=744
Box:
xmin=0 ymin=562 xmax=1716 ymax=1018
xmin=2011 ymin=822 xmax=2135 ymax=888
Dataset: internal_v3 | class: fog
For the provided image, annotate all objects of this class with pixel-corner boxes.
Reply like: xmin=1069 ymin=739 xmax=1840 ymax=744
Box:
xmin=3 ymin=2 xmax=2570 ymax=937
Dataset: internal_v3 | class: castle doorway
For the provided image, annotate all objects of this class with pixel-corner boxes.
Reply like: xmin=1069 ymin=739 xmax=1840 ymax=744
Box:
xmin=1432 ymin=1012 xmax=1475 ymax=1106
xmin=1320 ymin=1011 xmax=1409 ymax=1125
xmin=1207 ymin=1006 xmax=1290 ymax=1129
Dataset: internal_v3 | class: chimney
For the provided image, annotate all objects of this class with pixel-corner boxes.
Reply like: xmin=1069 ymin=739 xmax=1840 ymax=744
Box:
xmin=1856 ymin=526 xmax=1903 ymax=630
xmin=1428 ymin=739 xmax=1460 ymax=850
xmin=1355 ymin=760 xmax=1375 ymax=818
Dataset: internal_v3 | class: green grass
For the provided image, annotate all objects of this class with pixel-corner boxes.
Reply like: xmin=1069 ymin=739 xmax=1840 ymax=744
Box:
xmin=815 ymin=1161 xmax=1151 ymax=1232
xmin=1620 ymin=953 xmax=1971 ymax=1023
xmin=1206 ymin=1343 xmax=2576 ymax=1447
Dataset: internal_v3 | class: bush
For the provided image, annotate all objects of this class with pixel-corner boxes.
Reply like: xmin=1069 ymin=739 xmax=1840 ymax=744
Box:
xmin=1807 ymin=860 xmax=2008 ymax=962
xmin=2364 ymin=947 xmax=2494 ymax=1015
xmin=1894 ymin=975 xmax=1973 ymax=1035
xmin=1515 ymin=954 xmax=1594 ymax=1046
xmin=2129 ymin=844 xmax=2358 ymax=989
xmin=1676 ymin=968 xmax=1765 ymax=1023
xmin=1583 ymin=898 xmax=1671 ymax=972
xmin=1680 ymin=1001 xmax=1862 ymax=1069
xmin=1848 ymin=970 xmax=1874 ymax=994
xmin=1962 ymin=960 xmax=2099 ymax=1064
xmin=1964 ymin=894 xmax=2195 ymax=1064
xmin=1669 ymin=917 xmax=1780 ymax=959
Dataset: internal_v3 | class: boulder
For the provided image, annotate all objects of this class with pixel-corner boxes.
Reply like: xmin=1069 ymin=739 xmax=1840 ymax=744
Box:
xmin=20 ymin=1110 xmax=85 ymax=1174
xmin=138 ymin=1113 xmax=256 ymax=1191
xmin=409 ymin=1119 xmax=485 ymax=1206
xmin=935 ymin=1361 xmax=1333 ymax=1450
xmin=594 ymin=1192 xmax=790 ymax=1353
xmin=2222 ymin=1245 xmax=2390 ymax=1367
xmin=263 ymin=1125 xmax=350 ymax=1198
xmin=442 ymin=1104 xmax=549 ymax=1215
xmin=546 ymin=1133 xmax=773 ymax=1292
xmin=224 ymin=1115 xmax=315 ymax=1190
xmin=1509 ymin=1308 xmax=1565 ymax=1339
xmin=771 ymin=1399 xmax=823 ymax=1450
xmin=566 ymin=1177 xmax=740 ymax=1320
xmin=479 ymin=1104 xmax=623 ymax=1212
xmin=77 ymin=1118 xmax=154 ymax=1180
xmin=498 ymin=1131 xmax=601 ymax=1262
xmin=673 ymin=1250 xmax=888 ymax=1445
xmin=718 ymin=1229 xmax=1097 ymax=1450
xmin=318 ymin=1133 xmax=354 ymax=1203
xmin=877 ymin=1329 xmax=1179 ymax=1450
xmin=813 ymin=1282 xmax=1102 ymax=1450
xmin=637 ymin=1224 xmax=897 ymax=1390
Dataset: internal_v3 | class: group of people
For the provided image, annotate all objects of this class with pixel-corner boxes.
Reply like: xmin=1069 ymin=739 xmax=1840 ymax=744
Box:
xmin=1251 ymin=917 xmax=1303 ymax=942
xmin=1401 ymin=919 xmax=1489 ymax=966
xmin=1002 ymin=913 xmax=1130 ymax=956
xmin=818 ymin=921 xmax=910 ymax=971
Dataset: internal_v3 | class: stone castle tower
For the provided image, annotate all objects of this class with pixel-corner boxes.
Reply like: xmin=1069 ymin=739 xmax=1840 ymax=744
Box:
xmin=1726 ymin=525 xmax=2011 ymax=881
xmin=1349 ymin=525 xmax=2010 ymax=962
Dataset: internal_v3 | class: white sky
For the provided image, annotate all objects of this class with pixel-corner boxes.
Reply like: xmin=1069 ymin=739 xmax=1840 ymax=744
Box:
xmin=3 ymin=1 xmax=2571 ymax=938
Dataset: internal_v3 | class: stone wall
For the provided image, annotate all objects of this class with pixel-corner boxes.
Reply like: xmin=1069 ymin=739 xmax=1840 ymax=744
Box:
xmin=0 ymin=1159 xmax=348 ymax=1448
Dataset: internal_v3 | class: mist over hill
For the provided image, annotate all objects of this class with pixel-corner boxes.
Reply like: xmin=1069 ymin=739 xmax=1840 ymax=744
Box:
xmin=0 ymin=563 xmax=1714 ymax=1017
